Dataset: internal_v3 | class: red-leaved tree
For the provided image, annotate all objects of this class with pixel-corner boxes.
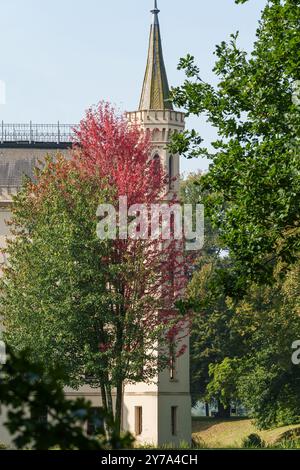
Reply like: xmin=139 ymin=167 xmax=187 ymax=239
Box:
xmin=72 ymin=103 xmax=190 ymax=432
xmin=2 ymin=103 xmax=190 ymax=435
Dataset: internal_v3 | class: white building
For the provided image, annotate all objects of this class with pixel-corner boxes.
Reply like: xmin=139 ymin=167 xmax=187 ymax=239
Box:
xmin=0 ymin=1 xmax=191 ymax=447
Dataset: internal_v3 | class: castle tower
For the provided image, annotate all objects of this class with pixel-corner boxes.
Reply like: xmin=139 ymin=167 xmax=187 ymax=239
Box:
xmin=127 ymin=0 xmax=185 ymax=196
xmin=124 ymin=1 xmax=191 ymax=446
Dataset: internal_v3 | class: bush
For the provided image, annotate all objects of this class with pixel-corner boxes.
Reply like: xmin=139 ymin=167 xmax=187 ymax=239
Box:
xmin=0 ymin=349 xmax=134 ymax=450
xmin=242 ymin=434 xmax=265 ymax=449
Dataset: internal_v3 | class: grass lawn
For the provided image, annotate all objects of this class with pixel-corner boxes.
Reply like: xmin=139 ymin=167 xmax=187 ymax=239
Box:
xmin=192 ymin=417 xmax=300 ymax=448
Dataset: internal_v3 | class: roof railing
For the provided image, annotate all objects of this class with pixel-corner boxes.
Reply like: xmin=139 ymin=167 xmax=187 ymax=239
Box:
xmin=0 ymin=121 xmax=77 ymax=145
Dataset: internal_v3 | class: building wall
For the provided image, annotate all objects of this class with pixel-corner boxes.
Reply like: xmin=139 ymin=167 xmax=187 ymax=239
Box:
xmin=122 ymin=109 xmax=192 ymax=446
xmin=0 ymin=147 xmax=71 ymax=265
xmin=123 ymin=394 xmax=159 ymax=445
xmin=122 ymin=332 xmax=191 ymax=446
xmin=126 ymin=110 xmax=184 ymax=195
xmin=158 ymin=394 xmax=192 ymax=446
xmin=0 ymin=407 xmax=12 ymax=447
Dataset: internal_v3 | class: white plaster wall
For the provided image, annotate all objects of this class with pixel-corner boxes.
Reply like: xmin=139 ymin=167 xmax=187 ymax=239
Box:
xmin=159 ymin=335 xmax=190 ymax=395
xmin=158 ymin=394 xmax=191 ymax=446
xmin=123 ymin=394 xmax=158 ymax=445
xmin=123 ymin=109 xmax=191 ymax=447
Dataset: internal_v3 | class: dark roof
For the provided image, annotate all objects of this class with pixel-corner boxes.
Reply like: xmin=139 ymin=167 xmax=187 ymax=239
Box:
xmin=0 ymin=159 xmax=36 ymax=188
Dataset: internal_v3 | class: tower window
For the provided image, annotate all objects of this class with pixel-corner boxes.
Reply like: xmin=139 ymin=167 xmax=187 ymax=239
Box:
xmin=153 ymin=154 xmax=161 ymax=176
xmin=135 ymin=406 xmax=143 ymax=436
xmin=169 ymin=155 xmax=174 ymax=189
xmin=171 ymin=406 xmax=178 ymax=436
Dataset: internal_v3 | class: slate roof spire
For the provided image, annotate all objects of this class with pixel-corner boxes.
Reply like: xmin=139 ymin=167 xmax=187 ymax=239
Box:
xmin=139 ymin=1 xmax=173 ymax=111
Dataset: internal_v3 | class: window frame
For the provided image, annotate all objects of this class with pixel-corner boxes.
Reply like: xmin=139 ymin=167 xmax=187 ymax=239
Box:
xmin=135 ymin=406 xmax=143 ymax=436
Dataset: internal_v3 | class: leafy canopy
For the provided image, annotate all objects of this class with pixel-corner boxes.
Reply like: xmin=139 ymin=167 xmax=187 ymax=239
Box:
xmin=171 ymin=0 xmax=300 ymax=286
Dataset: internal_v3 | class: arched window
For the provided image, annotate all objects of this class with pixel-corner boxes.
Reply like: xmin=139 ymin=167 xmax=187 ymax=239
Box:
xmin=169 ymin=155 xmax=174 ymax=189
xmin=152 ymin=128 xmax=160 ymax=142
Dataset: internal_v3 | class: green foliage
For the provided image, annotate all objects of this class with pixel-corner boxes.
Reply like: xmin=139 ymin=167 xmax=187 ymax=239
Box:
xmin=270 ymin=428 xmax=300 ymax=449
xmin=271 ymin=438 xmax=300 ymax=449
xmin=233 ymin=263 xmax=300 ymax=429
xmin=237 ymin=359 xmax=300 ymax=429
xmin=207 ymin=358 xmax=239 ymax=408
xmin=242 ymin=433 xmax=265 ymax=449
xmin=188 ymin=252 xmax=300 ymax=427
xmin=0 ymin=156 xmax=177 ymax=434
xmin=180 ymin=174 xmax=238 ymax=408
xmin=1 ymin=161 xmax=111 ymax=387
xmin=171 ymin=0 xmax=300 ymax=286
xmin=174 ymin=0 xmax=300 ymax=433
xmin=0 ymin=349 xmax=133 ymax=450
xmin=188 ymin=261 xmax=242 ymax=407
xmin=180 ymin=173 xmax=220 ymax=257
xmin=212 ymin=264 xmax=300 ymax=429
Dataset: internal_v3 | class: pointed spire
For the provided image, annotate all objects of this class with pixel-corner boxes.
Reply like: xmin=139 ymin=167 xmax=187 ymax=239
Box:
xmin=151 ymin=0 xmax=160 ymax=23
xmin=139 ymin=1 xmax=173 ymax=111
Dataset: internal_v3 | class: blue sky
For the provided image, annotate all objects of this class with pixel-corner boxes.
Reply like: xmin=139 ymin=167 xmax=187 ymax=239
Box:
xmin=0 ymin=0 xmax=266 ymax=173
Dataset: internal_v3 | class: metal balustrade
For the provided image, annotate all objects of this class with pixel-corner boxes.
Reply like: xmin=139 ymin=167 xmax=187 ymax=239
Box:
xmin=0 ymin=121 xmax=77 ymax=144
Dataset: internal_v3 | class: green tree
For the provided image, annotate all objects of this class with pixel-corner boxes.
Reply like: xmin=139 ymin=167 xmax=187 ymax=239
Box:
xmin=1 ymin=106 xmax=188 ymax=437
xmin=0 ymin=160 xmax=176 ymax=436
xmin=182 ymin=173 xmax=300 ymax=424
xmin=171 ymin=0 xmax=300 ymax=287
xmin=0 ymin=348 xmax=133 ymax=450
xmin=1 ymin=160 xmax=122 ymax=424
xmin=180 ymin=172 xmax=220 ymax=259
xmin=181 ymin=174 xmax=240 ymax=415
xmin=173 ymin=0 xmax=300 ymax=428
xmin=187 ymin=258 xmax=245 ymax=416
xmin=207 ymin=263 xmax=300 ymax=428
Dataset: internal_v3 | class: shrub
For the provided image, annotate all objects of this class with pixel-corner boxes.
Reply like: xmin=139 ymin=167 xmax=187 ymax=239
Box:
xmin=242 ymin=433 xmax=265 ymax=449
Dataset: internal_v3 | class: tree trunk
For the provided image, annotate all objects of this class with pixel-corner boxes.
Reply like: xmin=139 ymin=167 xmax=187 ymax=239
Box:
xmin=106 ymin=384 xmax=114 ymax=419
xmin=114 ymin=305 xmax=124 ymax=437
xmin=115 ymin=380 xmax=123 ymax=437
xmin=100 ymin=384 xmax=108 ymax=413
xmin=205 ymin=402 xmax=210 ymax=417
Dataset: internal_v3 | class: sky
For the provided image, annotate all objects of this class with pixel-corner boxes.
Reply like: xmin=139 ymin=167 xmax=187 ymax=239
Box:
xmin=0 ymin=0 xmax=266 ymax=173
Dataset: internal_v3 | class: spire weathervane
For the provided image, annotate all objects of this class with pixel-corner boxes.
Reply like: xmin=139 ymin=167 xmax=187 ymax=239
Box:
xmin=151 ymin=0 xmax=160 ymax=13
xmin=151 ymin=0 xmax=160 ymax=23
